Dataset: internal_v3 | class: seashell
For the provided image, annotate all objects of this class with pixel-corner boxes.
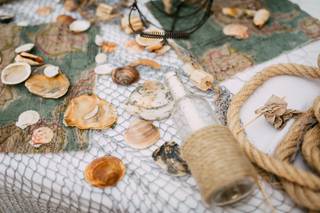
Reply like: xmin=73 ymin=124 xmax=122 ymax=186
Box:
xmin=30 ymin=127 xmax=54 ymax=147
xmin=95 ymin=35 xmax=104 ymax=46
xmin=0 ymin=13 xmax=14 ymax=23
xmin=223 ymin=24 xmax=249 ymax=39
xmin=15 ymin=43 xmax=34 ymax=54
xmin=1 ymin=62 xmax=31 ymax=85
xmin=136 ymin=33 xmax=163 ymax=47
xmin=84 ymin=156 xmax=125 ymax=188
xmin=64 ymin=94 xmax=117 ymax=130
xmin=101 ymin=41 xmax=117 ymax=53
xmin=56 ymin=15 xmax=75 ymax=25
xmin=222 ymin=7 xmax=244 ymax=18
xmin=244 ymin=9 xmax=257 ymax=17
xmin=152 ymin=141 xmax=190 ymax=176
xmin=43 ymin=64 xmax=59 ymax=78
xmin=15 ymin=110 xmax=40 ymax=129
xmin=125 ymin=40 xmax=144 ymax=52
xmin=124 ymin=118 xmax=160 ymax=149
xmin=64 ymin=0 xmax=79 ymax=12
xmin=69 ymin=20 xmax=91 ymax=33
xmin=25 ymin=68 xmax=70 ymax=99
xmin=155 ymin=45 xmax=171 ymax=56
xmin=126 ymin=80 xmax=174 ymax=120
xmin=15 ymin=52 xmax=44 ymax=66
xmin=95 ymin=53 xmax=107 ymax=64
xmin=145 ymin=42 xmax=164 ymax=52
xmin=129 ymin=58 xmax=161 ymax=69
xmin=253 ymin=9 xmax=270 ymax=28
xmin=94 ymin=64 xmax=116 ymax=75
xmin=36 ymin=6 xmax=53 ymax=16
xmin=121 ymin=15 xmax=144 ymax=34
xmin=112 ymin=66 xmax=139 ymax=86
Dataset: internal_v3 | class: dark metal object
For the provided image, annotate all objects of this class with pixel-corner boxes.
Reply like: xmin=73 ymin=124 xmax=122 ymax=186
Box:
xmin=128 ymin=0 xmax=213 ymax=40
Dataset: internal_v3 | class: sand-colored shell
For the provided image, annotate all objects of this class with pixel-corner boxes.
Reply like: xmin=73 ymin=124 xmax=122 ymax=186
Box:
xmin=43 ymin=64 xmax=59 ymax=78
xmin=101 ymin=41 xmax=117 ymax=53
xmin=124 ymin=118 xmax=160 ymax=149
xmin=84 ymin=156 xmax=126 ymax=188
xmin=25 ymin=69 xmax=70 ymax=99
xmin=95 ymin=35 xmax=104 ymax=46
xmin=223 ymin=24 xmax=249 ymax=39
xmin=121 ymin=15 xmax=144 ymax=34
xmin=222 ymin=7 xmax=244 ymax=18
xmin=129 ymin=58 xmax=161 ymax=69
xmin=1 ymin=62 xmax=31 ymax=85
xmin=94 ymin=64 xmax=116 ymax=75
xmin=152 ymin=141 xmax=190 ymax=176
xmin=112 ymin=66 xmax=139 ymax=86
xmin=15 ymin=52 xmax=44 ymax=66
xmin=56 ymin=15 xmax=75 ymax=25
xmin=64 ymin=0 xmax=79 ymax=12
xmin=253 ymin=9 xmax=270 ymax=28
xmin=15 ymin=43 xmax=34 ymax=54
xmin=29 ymin=127 xmax=54 ymax=147
xmin=69 ymin=20 xmax=91 ymax=32
xmin=95 ymin=53 xmax=107 ymax=64
xmin=16 ymin=110 xmax=40 ymax=129
xmin=64 ymin=94 xmax=117 ymax=130
xmin=126 ymin=80 xmax=174 ymax=120
xmin=36 ymin=6 xmax=53 ymax=16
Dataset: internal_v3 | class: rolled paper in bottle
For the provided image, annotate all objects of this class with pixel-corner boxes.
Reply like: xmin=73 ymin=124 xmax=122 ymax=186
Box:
xmin=181 ymin=125 xmax=257 ymax=206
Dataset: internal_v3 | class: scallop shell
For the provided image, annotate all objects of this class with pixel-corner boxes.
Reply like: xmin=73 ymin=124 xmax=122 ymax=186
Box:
xmin=95 ymin=53 xmax=107 ymax=64
xmin=1 ymin=62 xmax=31 ymax=85
xmin=56 ymin=15 xmax=75 ymax=25
xmin=94 ymin=64 xmax=116 ymax=75
xmin=253 ymin=9 xmax=270 ymax=28
xmin=112 ymin=66 xmax=139 ymax=86
xmin=25 ymin=67 xmax=70 ymax=99
xmin=43 ymin=64 xmax=59 ymax=78
xmin=15 ymin=43 xmax=35 ymax=54
xmin=222 ymin=7 xmax=244 ymax=18
xmin=125 ymin=80 xmax=174 ymax=120
xmin=69 ymin=20 xmax=91 ymax=32
xmin=16 ymin=110 xmax=40 ymax=129
xmin=30 ymin=127 xmax=54 ymax=147
xmin=223 ymin=24 xmax=249 ymax=39
xmin=152 ymin=141 xmax=190 ymax=176
xmin=64 ymin=94 xmax=117 ymax=130
xmin=84 ymin=156 xmax=126 ymax=188
xmin=124 ymin=118 xmax=160 ymax=149
xmin=15 ymin=52 xmax=44 ymax=66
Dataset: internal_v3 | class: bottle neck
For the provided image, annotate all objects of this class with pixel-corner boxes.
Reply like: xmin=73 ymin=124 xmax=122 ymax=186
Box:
xmin=165 ymin=72 xmax=188 ymax=100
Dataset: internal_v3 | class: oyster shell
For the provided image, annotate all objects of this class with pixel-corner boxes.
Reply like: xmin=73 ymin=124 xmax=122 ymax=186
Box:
xmin=125 ymin=80 xmax=174 ymax=120
xmin=15 ymin=52 xmax=44 ymax=66
xmin=15 ymin=43 xmax=35 ymax=54
xmin=223 ymin=24 xmax=249 ymax=39
xmin=84 ymin=156 xmax=126 ymax=188
xmin=95 ymin=53 xmax=107 ymax=64
xmin=56 ymin=15 xmax=75 ymax=25
xmin=64 ymin=94 xmax=117 ymax=130
xmin=124 ymin=118 xmax=160 ymax=149
xmin=1 ymin=62 xmax=31 ymax=85
xmin=94 ymin=64 xmax=116 ymax=75
xmin=125 ymin=40 xmax=144 ymax=52
xmin=152 ymin=141 xmax=190 ymax=176
xmin=69 ymin=20 xmax=91 ymax=33
xmin=112 ymin=66 xmax=139 ymax=86
xmin=43 ymin=64 xmax=59 ymax=78
xmin=29 ymin=127 xmax=54 ymax=147
xmin=253 ymin=9 xmax=270 ymax=28
xmin=16 ymin=110 xmax=40 ymax=129
xmin=25 ymin=68 xmax=70 ymax=99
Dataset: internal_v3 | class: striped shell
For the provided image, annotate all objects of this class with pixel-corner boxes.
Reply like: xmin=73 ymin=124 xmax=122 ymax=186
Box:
xmin=112 ymin=66 xmax=139 ymax=86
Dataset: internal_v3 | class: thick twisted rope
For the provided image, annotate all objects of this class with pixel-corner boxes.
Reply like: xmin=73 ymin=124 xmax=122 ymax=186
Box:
xmin=227 ymin=64 xmax=320 ymax=210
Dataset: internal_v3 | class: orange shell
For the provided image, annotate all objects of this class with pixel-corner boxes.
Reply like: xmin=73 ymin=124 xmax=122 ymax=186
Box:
xmin=84 ymin=156 xmax=126 ymax=188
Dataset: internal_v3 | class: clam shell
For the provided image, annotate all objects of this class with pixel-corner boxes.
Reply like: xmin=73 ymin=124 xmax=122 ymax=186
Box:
xmin=223 ymin=24 xmax=249 ymax=39
xmin=124 ymin=118 xmax=160 ymax=149
xmin=64 ymin=94 xmax=117 ymax=130
xmin=15 ymin=43 xmax=35 ymax=54
xmin=94 ymin=64 xmax=115 ymax=75
xmin=95 ymin=53 xmax=107 ymax=64
xmin=84 ymin=156 xmax=126 ymax=188
xmin=15 ymin=52 xmax=44 ymax=66
xmin=253 ymin=9 xmax=270 ymax=28
xmin=152 ymin=141 xmax=190 ymax=176
xmin=25 ymin=68 xmax=70 ymax=99
xmin=16 ymin=110 xmax=40 ymax=129
xmin=1 ymin=62 xmax=31 ymax=85
xmin=69 ymin=20 xmax=91 ymax=32
xmin=112 ymin=66 xmax=139 ymax=86
xmin=125 ymin=80 xmax=174 ymax=120
xmin=43 ymin=64 xmax=59 ymax=78
xmin=56 ymin=15 xmax=75 ymax=25
xmin=30 ymin=127 xmax=54 ymax=146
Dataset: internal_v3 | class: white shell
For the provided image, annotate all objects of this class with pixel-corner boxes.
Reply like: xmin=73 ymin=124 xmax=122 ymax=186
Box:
xmin=223 ymin=24 xmax=249 ymax=39
xmin=95 ymin=35 xmax=104 ymax=46
xmin=253 ymin=9 xmax=270 ymax=28
xmin=69 ymin=20 xmax=91 ymax=32
xmin=44 ymin=65 xmax=59 ymax=78
xmin=94 ymin=64 xmax=115 ymax=75
xmin=1 ymin=62 xmax=31 ymax=85
xmin=84 ymin=105 xmax=99 ymax=120
xmin=15 ymin=43 xmax=35 ymax=54
xmin=95 ymin=53 xmax=107 ymax=64
xmin=16 ymin=110 xmax=40 ymax=129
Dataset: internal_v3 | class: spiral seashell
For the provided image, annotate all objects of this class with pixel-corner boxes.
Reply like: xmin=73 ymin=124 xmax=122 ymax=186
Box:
xmin=112 ymin=66 xmax=139 ymax=86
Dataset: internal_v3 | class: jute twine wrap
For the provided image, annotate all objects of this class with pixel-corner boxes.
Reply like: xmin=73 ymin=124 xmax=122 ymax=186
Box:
xmin=181 ymin=125 xmax=257 ymax=205
xmin=227 ymin=63 xmax=320 ymax=210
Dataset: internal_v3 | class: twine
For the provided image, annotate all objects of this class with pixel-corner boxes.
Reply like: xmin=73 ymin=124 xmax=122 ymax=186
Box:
xmin=181 ymin=125 xmax=257 ymax=206
xmin=227 ymin=63 xmax=320 ymax=210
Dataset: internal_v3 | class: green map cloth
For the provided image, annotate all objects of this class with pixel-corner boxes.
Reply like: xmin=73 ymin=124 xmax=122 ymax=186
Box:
xmin=0 ymin=23 xmax=98 ymax=153
xmin=148 ymin=0 xmax=320 ymax=81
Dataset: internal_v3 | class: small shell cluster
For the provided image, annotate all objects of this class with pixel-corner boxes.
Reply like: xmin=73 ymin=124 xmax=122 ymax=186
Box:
xmin=121 ymin=15 xmax=144 ymax=34
xmin=85 ymin=156 xmax=126 ymax=188
xmin=152 ymin=141 xmax=190 ymax=176
xmin=124 ymin=118 xmax=160 ymax=149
